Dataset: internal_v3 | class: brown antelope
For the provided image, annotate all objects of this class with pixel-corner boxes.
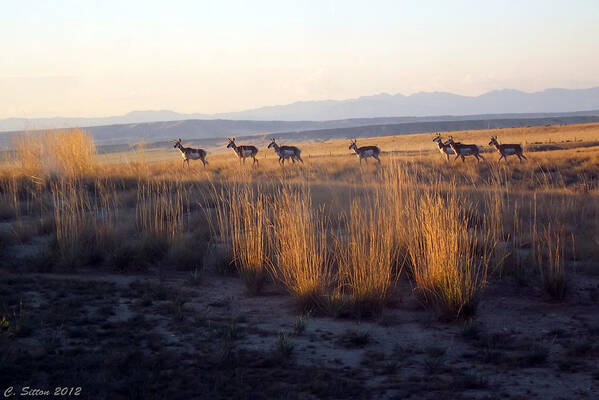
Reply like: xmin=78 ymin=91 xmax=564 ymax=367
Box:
xmin=267 ymin=138 xmax=303 ymax=165
xmin=173 ymin=138 xmax=208 ymax=168
xmin=446 ymin=136 xmax=485 ymax=163
xmin=226 ymin=137 xmax=259 ymax=165
xmin=432 ymin=133 xmax=456 ymax=161
xmin=349 ymin=139 xmax=381 ymax=164
xmin=489 ymin=136 xmax=527 ymax=162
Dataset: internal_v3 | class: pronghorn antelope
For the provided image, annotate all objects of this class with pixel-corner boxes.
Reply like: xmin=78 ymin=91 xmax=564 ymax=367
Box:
xmin=348 ymin=139 xmax=381 ymax=164
xmin=488 ymin=136 xmax=527 ymax=162
xmin=173 ymin=138 xmax=208 ymax=167
xmin=432 ymin=133 xmax=455 ymax=161
xmin=267 ymin=138 xmax=303 ymax=165
xmin=226 ymin=137 xmax=259 ymax=165
xmin=446 ymin=136 xmax=485 ymax=163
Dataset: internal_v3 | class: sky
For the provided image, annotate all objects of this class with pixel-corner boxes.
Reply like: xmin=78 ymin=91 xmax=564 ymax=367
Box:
xmin=1 ymin=0 xmax=599 ymax=118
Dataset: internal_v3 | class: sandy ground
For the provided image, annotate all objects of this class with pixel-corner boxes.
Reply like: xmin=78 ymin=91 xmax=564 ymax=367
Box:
xmin=2 ymin=264 xmax=598 ymax=399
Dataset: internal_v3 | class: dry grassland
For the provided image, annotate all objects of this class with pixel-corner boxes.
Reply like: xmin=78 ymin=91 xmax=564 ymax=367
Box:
xmin=1 ymin=124 xmax=598 ymax=399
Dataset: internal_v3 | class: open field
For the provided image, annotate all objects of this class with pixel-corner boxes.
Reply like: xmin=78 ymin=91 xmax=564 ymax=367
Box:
xmin=1 ymin=124 xmax=599 ymax=399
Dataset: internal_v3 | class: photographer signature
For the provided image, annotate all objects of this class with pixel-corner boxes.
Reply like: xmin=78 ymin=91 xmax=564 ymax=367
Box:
xmin=3 ymin=387 xmax=82 ymax=397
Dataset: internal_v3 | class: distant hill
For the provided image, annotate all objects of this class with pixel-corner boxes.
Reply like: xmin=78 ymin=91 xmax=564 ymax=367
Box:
xmin=2 ymin=111 xmax=599 ymax=151
xmin=2 ymin=87 xmax=599 ymax=131
xmin=100 ymin=114 xmax=599 ymax=156
xmin=235 ymin=115 xmax=599 ymax=149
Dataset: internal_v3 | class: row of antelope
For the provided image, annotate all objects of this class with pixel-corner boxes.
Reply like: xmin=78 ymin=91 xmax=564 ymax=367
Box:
xmin=433 ymin=133 xmax=527 ymax=162
xmin=173 ymin=137 xmax=304 ymax=167
xmin=173 ymin=134 xmax=527 ymax=167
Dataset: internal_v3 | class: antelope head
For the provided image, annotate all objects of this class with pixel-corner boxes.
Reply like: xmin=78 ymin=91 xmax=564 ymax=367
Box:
xmin=348 ymin=139 xmax=357 ymax=151
xmin=173 ymin=138 xmax=182 ymax=148
xmin=489 ymin=136 xmax=499 ymax=146
xmin=267 ymin=138 xmax=277 ymax=149
xmin=432 ymin=133 xmax=442 ymax=143
xmin=226 ymin=137 xmax=236 ymax=149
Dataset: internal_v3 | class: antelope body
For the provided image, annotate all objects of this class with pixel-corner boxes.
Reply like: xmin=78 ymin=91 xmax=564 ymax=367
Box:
xmin=173 ymin=138 xmax=208 ymax=167
xmin=227 ymin=137 xmax=259 ymax=165
xmin=349 ymin=139 xmax=381 ymax=164
xmin=488 ymin=136 xmax=527 ymax=162
xmin=432 ymin=133 xmax=455 ymax=161
xmin=267 ymin=139 xmax=303 ymax=165
xmin=446 ymin=137 xmax=485 ymax=162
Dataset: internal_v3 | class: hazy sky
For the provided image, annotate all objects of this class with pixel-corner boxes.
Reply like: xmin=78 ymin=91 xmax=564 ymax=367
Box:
xmin=2 ymin=0 xmax=599 ymax=118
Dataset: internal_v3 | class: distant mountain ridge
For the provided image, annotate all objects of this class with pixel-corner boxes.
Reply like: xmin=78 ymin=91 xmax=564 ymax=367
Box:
xmin=2 ymin=87 xmax=599 ymax=132
xmin=2 ymin=111 xmax=599 ymax=151
xmin=222 ymin=87 xmax=599 ymax=121
xmin=92 ymin=114 xmax=599 ymax=156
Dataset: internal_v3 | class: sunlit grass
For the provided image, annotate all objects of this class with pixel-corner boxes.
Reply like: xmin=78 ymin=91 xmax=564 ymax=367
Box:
xmin=0 ymin=124 xmax=596 ymax=317
xmin=269 ymin=185 xmax=332 ymax=311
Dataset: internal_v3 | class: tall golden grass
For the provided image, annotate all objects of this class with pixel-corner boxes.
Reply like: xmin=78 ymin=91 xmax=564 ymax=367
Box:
xmin=12 ymin=129 xmax=96 ymax=177
xmin=269 ymin=185 xmax=332 ymax=310
xmin=207 ymin=182 xmax=270 ymax=293
xmin=335 ymin=197 xmax=398 ymax=315
xmin=50 ymin=178 xmax=116 ymax=268
xmin=407 ymin=193 xmax=492 ymax=319
xmin=229 ymin=185 xmax=270 ymax=294
xmin=136 ymin=179 xmax=188 ymax=243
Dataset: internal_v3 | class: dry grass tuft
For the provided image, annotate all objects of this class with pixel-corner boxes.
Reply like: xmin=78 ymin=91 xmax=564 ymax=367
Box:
xmin=335 ymin=196 xmax=398 ymax=316
xmin=229 ymin=185 xmax=270 ymax=295
xmin=535 ymin=224 xmax=568 ymax=300
xmin=136 ymin=179 xmax=188 ymax=244
xmin=270 ymin=185 xmax=332 ymax=311
xmin=407 ymin=193 xmax=491 ymax=320
xmin=50 ymin=178 xmax=116 ymax=268
xmin=12 ymin=129 xmax=96 ymax=177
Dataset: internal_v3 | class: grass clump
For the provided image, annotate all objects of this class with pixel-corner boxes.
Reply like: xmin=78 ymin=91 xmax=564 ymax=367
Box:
xmin=535 ymin=224 xmax=568 ymax=300
xmin=135 ymin=179 xmax=188 ymax=244
xmin=336 ymin=197 xmax=397 ymax=316
xmin=229 ymin=186 xmax=270 ymax=295
xmin=407 ymin=193 xmax=492 ymax=320
xmin=275 ymin=332 xmax=295 ymax=361
xmin=12 ymin=128 xmax=96 ymax=177
xmin=270 ymin=186 xmax=332 ymax=311
xmin=49 ymin=178 xmax=116 ymax=269
xmin=206 ymin=183 xmax=269 ymax=294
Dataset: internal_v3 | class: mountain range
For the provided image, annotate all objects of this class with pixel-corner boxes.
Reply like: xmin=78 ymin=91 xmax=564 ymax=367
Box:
xmin=2 ymin=87 xmax=599 ymax=132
